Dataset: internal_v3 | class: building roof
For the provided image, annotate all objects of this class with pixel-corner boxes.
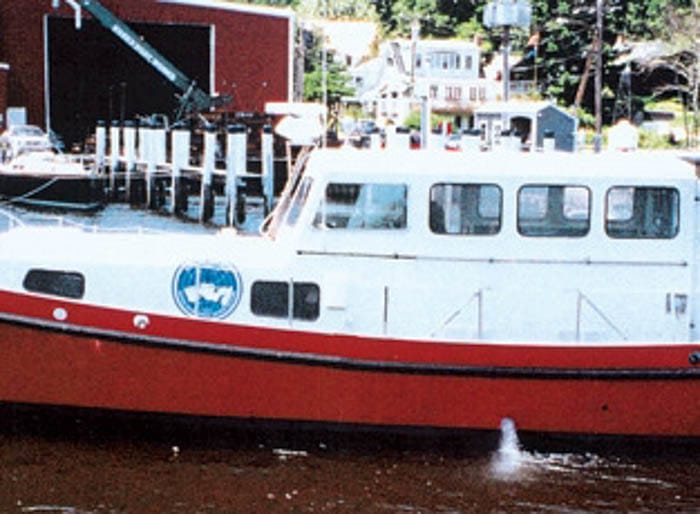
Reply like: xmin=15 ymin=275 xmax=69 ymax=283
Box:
xmin=476 ymin=101 xmax=576 ymax=120
xmin=159 ymin=0 xmax=294 ymax=19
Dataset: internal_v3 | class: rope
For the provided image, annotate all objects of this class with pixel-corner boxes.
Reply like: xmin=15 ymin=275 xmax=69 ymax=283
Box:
xmin=0 ymin=177 xmax=61 ymax=206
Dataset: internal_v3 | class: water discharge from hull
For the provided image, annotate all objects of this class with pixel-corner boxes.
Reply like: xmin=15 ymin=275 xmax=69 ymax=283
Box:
xmin=490 ymin=417 xmax=527 ymax=479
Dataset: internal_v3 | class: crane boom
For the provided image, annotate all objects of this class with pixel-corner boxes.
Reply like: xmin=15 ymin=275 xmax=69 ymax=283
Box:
xmin=53 ymin=0 xmax=230 ymax=120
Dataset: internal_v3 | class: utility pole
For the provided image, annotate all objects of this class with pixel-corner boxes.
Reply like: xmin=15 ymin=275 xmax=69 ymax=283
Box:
xmin=594 ymin=0 xmax=603 ymax=152
xmin=321 ymin=0 xmax=328 ymax=147
xmin=483 ymin=0 xmax=532 ymax=103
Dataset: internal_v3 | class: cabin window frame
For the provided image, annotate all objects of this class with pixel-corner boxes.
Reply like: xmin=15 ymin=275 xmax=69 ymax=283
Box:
xmin=250 ymin=280 xmax=320 ymax=321
xmin=22 ymin=268 xmax=86 ymax=299
xmin=517 ymin=184 xmax=591 ymax=238
xmin=429 ymin=183 xmax=503 ymax=236
xmin=604 ymin=186 xmax=680 ymax=239
xmin=314 ymin=182 xmax=408 ymax=230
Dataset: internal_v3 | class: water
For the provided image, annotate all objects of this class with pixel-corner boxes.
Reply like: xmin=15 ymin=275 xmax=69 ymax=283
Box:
xmin=0 ymin=204 xmax=699 ymax=512
xmin=1 ymin=408 xmax=698 ymax=513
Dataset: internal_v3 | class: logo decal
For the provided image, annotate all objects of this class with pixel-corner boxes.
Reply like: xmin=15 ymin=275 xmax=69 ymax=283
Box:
xmin=172 ymin=263 xmax=242 ymax=318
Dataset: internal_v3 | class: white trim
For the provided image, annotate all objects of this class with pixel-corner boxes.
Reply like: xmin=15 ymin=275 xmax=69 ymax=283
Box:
xmin=0 ymin=63 xmax=9 ymax=72
xmin=210 ymin=24 xmax=215 ymax=96
xmin=287 ymin=14 xmax=295 ymax=102
xmin=158 ymin=0 xmax=294 ymax=20
xmin=43 ymin=15 xmax=51 ymax=133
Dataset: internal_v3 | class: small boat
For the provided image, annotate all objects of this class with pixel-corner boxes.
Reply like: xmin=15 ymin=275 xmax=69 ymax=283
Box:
xmin=0 ymin=125 xmax=105 ymax=211
xmin=0 ymin=147 xmax=698 ymax=439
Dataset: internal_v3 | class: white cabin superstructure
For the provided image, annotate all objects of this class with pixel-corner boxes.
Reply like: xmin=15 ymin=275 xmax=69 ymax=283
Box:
xmin=265 ymin=149 xmax=697 ymax=344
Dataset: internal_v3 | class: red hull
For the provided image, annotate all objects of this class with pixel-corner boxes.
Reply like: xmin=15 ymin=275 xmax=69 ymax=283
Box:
xmin=1 ymin=290 xmax=699 ymax=437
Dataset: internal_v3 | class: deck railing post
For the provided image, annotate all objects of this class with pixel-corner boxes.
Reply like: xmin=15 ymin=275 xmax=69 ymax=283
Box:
xmin=477 ymin=289 xmax=483 ymax=339
xmin=576 ymin=291 xmax=582 ymax=342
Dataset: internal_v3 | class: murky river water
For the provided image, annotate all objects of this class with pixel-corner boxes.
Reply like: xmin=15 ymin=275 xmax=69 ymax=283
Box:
xmin=0 ymin=203 xmax=699 ymax=513
xmin=1 ymin=406 xmax=699 ymax=513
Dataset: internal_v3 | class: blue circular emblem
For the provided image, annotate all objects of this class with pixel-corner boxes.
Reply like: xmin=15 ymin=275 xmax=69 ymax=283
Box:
xmin=172 ymin=263 xmax=242 ymax=318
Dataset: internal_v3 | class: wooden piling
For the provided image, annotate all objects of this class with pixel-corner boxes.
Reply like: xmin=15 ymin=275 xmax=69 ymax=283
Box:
xmin=261 ymin=125 xmax=274 ymax=214
xmin=225 ymin=124 xmax=246 ymax=227
xmin=109 ymin=120 xmax=121 ymax=195
xmin=200 ymin=124 xmax=216 ymax=222
xmin=171 ymin=127 xmax=190 ymax=215
xmin=95 ymin=120 xmax=106 ymax=173
xmin=123 ymin=120 xmax=136 ymax=202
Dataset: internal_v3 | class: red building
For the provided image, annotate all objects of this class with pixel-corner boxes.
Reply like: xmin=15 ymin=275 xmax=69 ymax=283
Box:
xmin=0 ymin=0 xmax=294 ymax=145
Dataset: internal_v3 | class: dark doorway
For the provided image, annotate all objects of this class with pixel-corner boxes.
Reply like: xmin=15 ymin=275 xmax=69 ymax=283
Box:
xmin=48 ymin=16 xmax=210 ymax=149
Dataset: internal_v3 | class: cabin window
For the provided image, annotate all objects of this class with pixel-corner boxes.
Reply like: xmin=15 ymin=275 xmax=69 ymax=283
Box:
xmin=251 ymin=281 xmax=320 ymax=321
xmin=517 ymin=185 xmax=591 ymax=237
xmin=315 ymin=183 xmax=407 ymax=230
xmin=23 ymin=269 xmax=85 ymax=299
xmin=605 ymin=187 xmax=679 ymax=239
xmin=429 ymin=184 xmax=502 ymax=235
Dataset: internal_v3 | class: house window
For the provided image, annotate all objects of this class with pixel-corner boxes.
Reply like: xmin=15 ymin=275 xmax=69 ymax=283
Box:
xmin=251 ymin=281 xmax=320 ymax=321
xmin=315 ymin=183 xmax=407 ymax=230
xmin=465 ymin=55 xmax=473 ymax=70
xmin=23 ymin=269 xmax=85 ymax=299
xmin=605 ymin=187 xmax=679 ymax=239
xmin=429 ymin=85 xmax=438 ymax=99
xmin=446 ymin=86 xmax=462 ymax=101
xmin=518 ymin=185 xmax=591 ymax=237
xmin=469 ymin=87 xmax=477 ymax=101
xmin=430 ymin=184 xmax=502 ymax=235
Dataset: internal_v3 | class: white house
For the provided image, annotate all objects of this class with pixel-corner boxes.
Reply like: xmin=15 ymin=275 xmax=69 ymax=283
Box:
xmin=349 ymin=39 xmax=498 ymax=126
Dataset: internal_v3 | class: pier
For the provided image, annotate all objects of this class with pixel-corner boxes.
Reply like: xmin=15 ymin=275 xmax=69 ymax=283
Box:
xmin=94 ymin=119 xmax=291 ymax=227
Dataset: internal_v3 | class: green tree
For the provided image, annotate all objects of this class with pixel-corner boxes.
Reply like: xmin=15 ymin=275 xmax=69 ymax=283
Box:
xmin=296 ymin=0 xmax=379 ymax=19
xmin=302 ymin=29 xmax=355 ymax=104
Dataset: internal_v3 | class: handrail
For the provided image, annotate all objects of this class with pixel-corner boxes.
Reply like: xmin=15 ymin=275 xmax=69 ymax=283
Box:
xmin=431 ymin=289 xmax=484 ymax=339
xmin=576 ymin=290 xmax=628 ymax=341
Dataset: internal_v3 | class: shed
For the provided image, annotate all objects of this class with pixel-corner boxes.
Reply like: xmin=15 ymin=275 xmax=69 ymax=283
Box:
xmin=474 ymin=101 xmax=578 ymax=152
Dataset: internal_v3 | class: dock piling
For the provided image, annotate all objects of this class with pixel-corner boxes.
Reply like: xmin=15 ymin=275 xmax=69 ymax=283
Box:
xmin=171 ymin=127 xmax=190 ymax=215
xmin=200 ymin=124 xmax=216 ymax=222
xmin=109 ymin=120 xmax=121 ymax=196
xmin=95 ymin=120 xmax=106 ymax=173
xmin=123 ymin=120 xmax=136 ymax=201
xmin=145 ymin=122 xmax=157 ymax=209
xmin=261 ymin=125 xmax=274 ymax=214
xmin=225 ymin=124 xmax=246 ymax=227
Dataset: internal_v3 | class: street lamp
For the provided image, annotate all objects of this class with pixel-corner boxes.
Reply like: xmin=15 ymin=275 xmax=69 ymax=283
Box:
xmin=483 ymin=0 xmax=532 ymax=102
